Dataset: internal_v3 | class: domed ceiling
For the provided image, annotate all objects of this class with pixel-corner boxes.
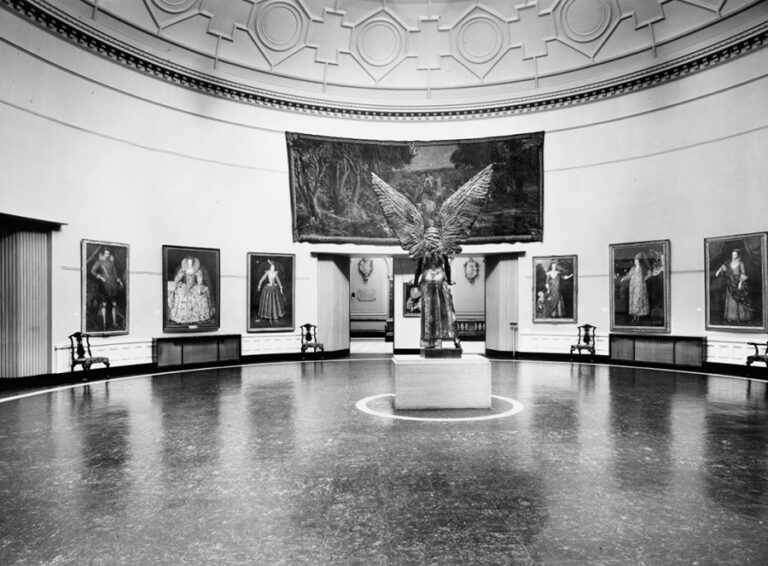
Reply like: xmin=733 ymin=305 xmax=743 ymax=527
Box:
xmin=5 ymin=0 xmax=768 ymax=117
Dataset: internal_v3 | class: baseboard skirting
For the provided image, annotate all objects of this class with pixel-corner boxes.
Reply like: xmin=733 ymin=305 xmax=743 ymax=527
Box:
xmin=510 ymin=351 xmax=764 ymax=379
xmin=1 ymin=349 xmax=763 ymax=393
xmin=0 ymin=349 xmax=351 ymax=391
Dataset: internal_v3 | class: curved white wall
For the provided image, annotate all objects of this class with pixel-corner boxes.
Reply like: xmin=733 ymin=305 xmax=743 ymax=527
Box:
xmin=1 ymin=8 xmax=767 ymax=371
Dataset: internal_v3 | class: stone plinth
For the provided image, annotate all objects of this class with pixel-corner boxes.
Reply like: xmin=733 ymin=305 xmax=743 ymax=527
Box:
xmin=422 ymin=347 xmax=463 ymax=358
xmin=394 ymin=354 xmax=492 ymax=410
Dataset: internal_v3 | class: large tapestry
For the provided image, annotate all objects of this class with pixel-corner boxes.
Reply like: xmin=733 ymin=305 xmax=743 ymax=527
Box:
xmin=287 ymin=131 xmax=544 ymax=244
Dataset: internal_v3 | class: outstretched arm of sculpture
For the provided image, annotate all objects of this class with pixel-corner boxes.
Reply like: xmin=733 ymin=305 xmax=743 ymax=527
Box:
xmin=413 ymin=259 xmax=424 ymax=286
xmin=444 ymin=257 xmax=453 ymax=285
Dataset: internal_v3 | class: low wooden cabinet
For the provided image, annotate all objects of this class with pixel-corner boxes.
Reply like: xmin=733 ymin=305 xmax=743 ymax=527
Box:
xmin=154 ymin=334 xmax=241 ymax=368
xmin=609 ymin=334 xmax=706 ymax=368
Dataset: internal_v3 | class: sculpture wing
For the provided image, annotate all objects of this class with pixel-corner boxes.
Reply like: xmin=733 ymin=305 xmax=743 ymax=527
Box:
xmin=439 ymin=164 xmax=493 ymax=253
xmin=371 ymin=173 xmax=424 ymax=255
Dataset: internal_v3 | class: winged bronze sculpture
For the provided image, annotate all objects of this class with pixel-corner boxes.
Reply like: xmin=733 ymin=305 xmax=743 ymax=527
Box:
xmin=371 ymin=164 xmax=494 ymax=350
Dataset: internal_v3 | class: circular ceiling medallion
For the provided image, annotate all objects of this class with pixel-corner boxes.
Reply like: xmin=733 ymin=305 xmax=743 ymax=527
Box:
xmin=256 ymin=1 xmax=303 ymax=52
xmin=357 ymin=20 xmax=402 ymax=67
xmin=457 ymin=16 xmax=503 ymax=64
xmin=151 ymin=0 xmax=198 ymax=14
xmin=561 ymin=0 xmax=612 ymax=43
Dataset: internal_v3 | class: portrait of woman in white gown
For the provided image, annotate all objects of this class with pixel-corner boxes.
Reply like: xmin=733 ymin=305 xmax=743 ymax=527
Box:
xmin=162 ymin=246 xmax=220 ymax=331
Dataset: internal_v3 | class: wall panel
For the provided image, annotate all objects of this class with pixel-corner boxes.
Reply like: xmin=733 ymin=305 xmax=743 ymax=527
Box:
xmin=316 ymin=255 xmax=350 ymax=353
xmin=485 ymin=255 xmax=518 ymax=353
xmin=0 ymin=228 xmax=50 ymax=378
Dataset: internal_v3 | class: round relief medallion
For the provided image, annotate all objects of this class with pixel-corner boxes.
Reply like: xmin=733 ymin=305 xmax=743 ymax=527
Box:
xmin=560 ymin=0 xmax=612 ymax=43
xmin=357 ymin=20 xmax=402 ymax=67
xmin=256 ymin=1 xmax=303 ymax=52
xmin=151 ymin=0 xmax=198 ymax=14
xmin=457 ymin=16 xmax=502 ymax=64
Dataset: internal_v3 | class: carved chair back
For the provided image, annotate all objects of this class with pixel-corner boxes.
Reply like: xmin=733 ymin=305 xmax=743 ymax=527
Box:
xmin=577 ymin=324 xmax=596 ymax=348
xmin=300 ymin=323 xmax=325 ymax=358
xmin=68 ymin=331 xmax=110 ymax=373
xmin=570 ymin=324 xmax=596 ymax=361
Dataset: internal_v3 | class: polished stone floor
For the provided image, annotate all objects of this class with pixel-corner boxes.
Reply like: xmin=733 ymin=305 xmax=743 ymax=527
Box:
xmin=1 ymin=359 xmax=768 ymax=565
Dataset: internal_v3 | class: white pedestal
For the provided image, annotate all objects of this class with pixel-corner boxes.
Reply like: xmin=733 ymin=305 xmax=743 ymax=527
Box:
xmin=393 ymin=354 xmax=492 ymax=410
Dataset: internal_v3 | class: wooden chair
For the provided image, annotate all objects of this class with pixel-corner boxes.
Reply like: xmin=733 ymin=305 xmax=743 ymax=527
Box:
xmin=68 ymin=332 xmax=110 ymax=375
xmin=746 ymin=339 xmax=768 ymax=372
xmin=300 ymin=323 xmax=324 ymax=359
xmin=570 ymin=324 xmax=596 ymax=362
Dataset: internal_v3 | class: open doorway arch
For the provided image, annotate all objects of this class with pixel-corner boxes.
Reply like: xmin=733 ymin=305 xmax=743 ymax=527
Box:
xmin=485 ymin=253 xmax=523 ymax=356
xmin=349 ymin=256 xmax=394 ymax=355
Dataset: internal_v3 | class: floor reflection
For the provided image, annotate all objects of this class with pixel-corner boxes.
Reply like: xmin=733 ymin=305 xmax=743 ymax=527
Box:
xmin=608 ymin=368 xmax=674 ymax=493
xmin=704 ymin=396 xmax=768 ymax=518
xmin=1 ymin=361 xmax=768 ymax=565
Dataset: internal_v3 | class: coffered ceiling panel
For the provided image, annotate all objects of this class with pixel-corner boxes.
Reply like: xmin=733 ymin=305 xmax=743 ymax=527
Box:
xmin=3 ymin=0 xmax=767 ymax=117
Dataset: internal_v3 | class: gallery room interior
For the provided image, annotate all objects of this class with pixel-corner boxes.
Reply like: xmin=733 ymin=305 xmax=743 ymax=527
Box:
xmin=1 ymin=0 xmax=768 ymax=564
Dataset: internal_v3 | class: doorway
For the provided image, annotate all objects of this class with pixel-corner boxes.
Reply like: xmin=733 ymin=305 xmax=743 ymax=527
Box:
xmin=349 ymin=256 xmax=394 ymax=355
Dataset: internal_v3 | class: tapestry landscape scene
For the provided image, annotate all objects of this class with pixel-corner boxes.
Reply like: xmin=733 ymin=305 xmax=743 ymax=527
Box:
xmin=287 ymin=132 xmax=544 ymax=244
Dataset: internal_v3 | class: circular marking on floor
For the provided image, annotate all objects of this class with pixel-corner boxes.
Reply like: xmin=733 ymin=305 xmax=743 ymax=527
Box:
xmin=355 ymin=394 xmax=523 ymax=422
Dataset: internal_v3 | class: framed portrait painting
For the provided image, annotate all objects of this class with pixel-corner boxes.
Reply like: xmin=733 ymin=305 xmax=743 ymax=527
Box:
xmin=81 ymin=239 xmax=129 ymax=336
xmin=247 ymin=253 xmax=295 ymax=332
xmin=162 ymin=245 xmax=220 ymax=332
xmin=705 ymin=232 xmax=767 ymax=331
xmin=610 ymin=240 xmax=670 ymax=333
xmin=403 ymin=282 xmax=421 ymax=317
xmin=532 ymin=255 xmax=577 ymax=323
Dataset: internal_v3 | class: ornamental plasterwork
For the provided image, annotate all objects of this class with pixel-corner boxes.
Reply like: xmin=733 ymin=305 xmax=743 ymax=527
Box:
xmin=2 ymin=0 xmax=767 ymax=118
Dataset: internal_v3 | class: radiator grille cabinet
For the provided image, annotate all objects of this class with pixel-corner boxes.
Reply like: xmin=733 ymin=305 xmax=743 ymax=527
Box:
xmin=609 ymin=334 xmax=705 ymax=368
xmin=156 ymin=339 xmax=183 ymax=367
xmin=219 ymin=339 xmax=241 ymax=361
xmin=674 ymin=339 xmax=705 ymax=367
xmin=635 ymin=337 xmax=675 ymax=365
xmin=154 ymin=335 xmax=241 ymax=368
xmin=609 ymin=335 xmax=634 ymax=362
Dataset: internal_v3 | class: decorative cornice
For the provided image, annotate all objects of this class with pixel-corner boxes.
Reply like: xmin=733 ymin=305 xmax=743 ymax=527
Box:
xmin=2 ymin=0 xmax=767 ymax=120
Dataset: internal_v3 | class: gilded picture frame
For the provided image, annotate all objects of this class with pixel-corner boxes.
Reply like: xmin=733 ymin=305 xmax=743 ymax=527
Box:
xmin=81 ymin=239 xmax=129 ymax=336
xmin=705 ymin=232 xmax=767 ymax=331
xmin=162 ymin=245 xmax=220 ymax=333
xmin=532 ymin=255 xmax=577 ymax=323
xmin=610 ymin=240 xmax=670 ymax=333
xmin=247 ymin=253 xmax=295 ymax=332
